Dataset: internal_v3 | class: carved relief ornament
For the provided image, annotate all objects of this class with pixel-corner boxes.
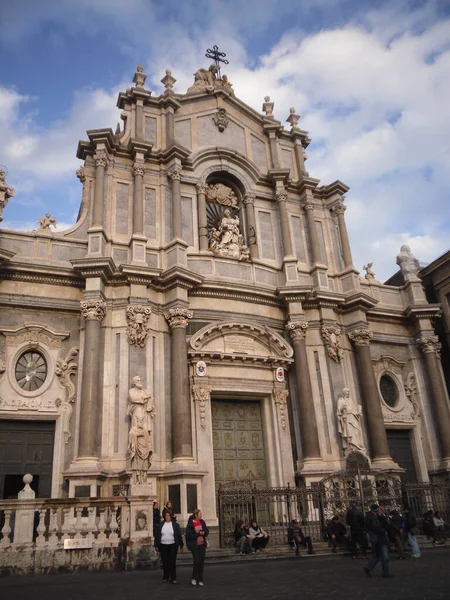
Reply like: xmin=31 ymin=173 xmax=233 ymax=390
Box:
xmin=321 ymin=326 xmax=344 ymax=362
xmin=81 ymin=300 xmax=107 ymax=321
xmin=94 ymin=151 xmax=109 ymax=169
xmin=192 ymin=384 xmax=212 ymax=429
xmin=416 ymin=335 xmax=441 ymax=356
xmin=206 ymin=183 xmax=238 ymax=208
xmin=333 ymin=200 xmax=346 ymax=216
xmin=404 ymin=372 xmax=420 ymax=418
xmin=165 ymin=307 xmax=193 ymax=329
xmin=348 ymin=328 xmax=373 ymax=347
xmin=168 ymin=166 xmax=182 ymax=181
xmin=286 ymin=320 xmax=308 ymax=342
xmin=273 ymin=389 xmax=289 ymax=431
xmin=55 ymin=347 xmax=79 ymax=443
xmin=213 ymin=107 xmax=229 ymax=132
xmin=132 ymin=163 xmax=146 ymax=178
xmin=126 ymin=305 xmax=151 ymax=348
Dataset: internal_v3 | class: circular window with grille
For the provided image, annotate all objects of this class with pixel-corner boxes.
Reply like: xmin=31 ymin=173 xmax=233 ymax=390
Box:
xmin=15 ymin=350 xmax=48 ymax=391
xmin=379 ymin=374 xmax=399 ymax=408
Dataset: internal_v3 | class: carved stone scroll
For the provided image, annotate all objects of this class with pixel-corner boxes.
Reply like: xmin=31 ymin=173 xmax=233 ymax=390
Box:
xmin=348 ymin=328 xmax=373 ymax=347
xmin=55 ymin=347 xmax=79 ymax=443
xmin=404 ymin=372 xmax=420 ymax=418
xmin=126 ymin=305 xmax=151 ymax=348
xmin=273 ymin=389 xmax=289 ymax=431
xmin=192 ymin=384 xmax=212 ymax=429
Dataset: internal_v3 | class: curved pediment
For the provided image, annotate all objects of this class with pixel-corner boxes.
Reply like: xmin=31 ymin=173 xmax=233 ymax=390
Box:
xmin=189 ymin=321 xmax=293 ymax=363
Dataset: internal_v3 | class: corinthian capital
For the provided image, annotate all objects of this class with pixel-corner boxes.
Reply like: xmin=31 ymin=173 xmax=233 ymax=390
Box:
xmin=165 ymin=307 xmax=193 ymax=329
xmin=94 ymin=151 xmax=109 ymax=169
xmin=168 ymin=166 xmax=182 ymax=181
xmin=275 ymin=189 xmax=287 ymax=204
xmin=416 ymin=335 xmax=441 ymax=356
xmin=286 ymin=320 xmax=308 ymax=341
xmin=302 ymin=197 xmax=314 ymax=211
xmin=243 ymin=192 xmax=256 ymax=206
xmin=81 ymin=299 xmax=107 ymax=321
xmin=196 ymin=182 xmax=207 ymax=194
xmin=132 ymin=162 xmax=145 ymax=178
xmin=348 ymin=327 xmax=373 ymax=347
xmin=333 ymin=200 xmax=346 ymax=216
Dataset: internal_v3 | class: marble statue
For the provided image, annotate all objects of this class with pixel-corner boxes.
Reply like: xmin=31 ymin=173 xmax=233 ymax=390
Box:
xmin=187 ymin=64 xmax=234 ymax=95
xmin=337 ymin=388 xmax=366 ymax=453
xmin=396 ymin=245 xmax=420 ymax=281
xmin=0 ymin=168 xmax=16 ymax=222
xmin=363 ymin=262 xmax=375 ymax=281
xmin=127 ymin=375 xmax=155 ymax=484
xmin=209 ymin=208 xmax=250 ymax=261
xmin=38 ymin=213 xmax=57 ymax=230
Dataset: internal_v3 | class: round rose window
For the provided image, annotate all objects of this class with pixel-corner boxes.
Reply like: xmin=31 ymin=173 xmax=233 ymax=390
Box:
xmin=380 ymin=374 xmax=399 ymax=408
xmin=15 ymin=350 xmax=48 ymax=391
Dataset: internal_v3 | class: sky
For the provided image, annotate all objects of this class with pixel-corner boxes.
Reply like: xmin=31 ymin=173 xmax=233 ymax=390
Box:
xmin=0 ymin=0 xmax=449 ymax=281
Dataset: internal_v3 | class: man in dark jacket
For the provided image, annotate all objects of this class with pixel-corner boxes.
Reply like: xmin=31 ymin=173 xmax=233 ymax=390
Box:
xmin=390 ymin=509 xmax=405 ymax=559
xmin=327 ymin=515 xmax=348 ymax=554
xmin=346 ymin=503 xmax=367 ymax=559
xmin=287 ymin=519 xmax=316 ymax=556
xmin=364 ymin=504 xmax=394 ymax=578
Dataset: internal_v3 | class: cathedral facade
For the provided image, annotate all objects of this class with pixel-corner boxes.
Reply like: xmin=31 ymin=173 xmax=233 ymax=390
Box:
xmin=0 ymin=62 xmax=449 ymax=527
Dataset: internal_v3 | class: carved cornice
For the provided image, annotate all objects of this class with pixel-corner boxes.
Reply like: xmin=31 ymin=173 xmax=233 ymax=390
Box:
xmin=348 ymin=327 xmax=373 ymax=347
xmin=285 ymin=320 xmax=308 ymax=341
xmin=416 ymin=335 xmax=441 ymax=356
xmin=164 ymin=307 xmax=193 ymax=329
xmin=2 ymin=324 xmax=70 ymax=348
xmin=80 ymin=299 xmax=106 ymax=321
xmin=321 ymin=326 xmax=344 ymax=362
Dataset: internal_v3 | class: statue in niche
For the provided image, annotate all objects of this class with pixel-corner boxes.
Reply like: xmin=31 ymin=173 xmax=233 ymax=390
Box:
xmin=337 ymin=388 xmax=366 ymax=454
xmin=209 ymin=208 xmax=250 ymax=261
xmin=127 ymin=375 xmax=155 ymax=484
xmin=396 ymin=245 xmax=420 ymax=281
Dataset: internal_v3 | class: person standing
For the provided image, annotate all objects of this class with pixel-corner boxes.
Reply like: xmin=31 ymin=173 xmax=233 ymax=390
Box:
xmin=390 ymin=509 xmax=406 ymax=559
xmin=186 ymin=509 xmax=209 ymax=586
xmin=364 ymin=504 xmax=394 ymax=578
xmin=162 ymin=499 xmax=175 ymax=520
xmin=346 ymin=503 xmax=367 ymax=559
xmin=403 ymin=505 xmax=421 ymax=558
xmin=154 ymin=511 xmax=184 ymax=584
xmin=153 ymin=501 xmax=161 ymax=534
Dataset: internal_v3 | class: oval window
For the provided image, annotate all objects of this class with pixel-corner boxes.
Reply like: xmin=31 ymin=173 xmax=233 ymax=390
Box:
xmin=15 ymin=350 xmax=48 ymax=391
xmin=380 ymin=374 xmax=398 ymax=408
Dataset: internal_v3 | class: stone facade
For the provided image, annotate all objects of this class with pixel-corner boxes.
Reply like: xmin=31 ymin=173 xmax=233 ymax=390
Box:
xmin=1 ymin=63 xmax=450 ymax=534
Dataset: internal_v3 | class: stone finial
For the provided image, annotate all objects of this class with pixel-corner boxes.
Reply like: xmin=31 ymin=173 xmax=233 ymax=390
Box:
xmin=0 ymin=168 xmax=16 ymax=222
xmin=133 ymin=64 xmax=147 ymax=88
xmin=18 ymin=474 xmax=35 ymax=499
xmin=262 ymin=96 xmax=274 ymax=117
xmin=286 ymin=107 xmax=300 ymax=128
xmin=38 ymin=213 xmax=57 ymax=230
xmin=161 ymin=68 xmax=176 ymax=94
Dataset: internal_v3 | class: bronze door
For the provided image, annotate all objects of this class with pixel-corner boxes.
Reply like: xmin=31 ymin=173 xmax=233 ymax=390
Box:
xmin=212 ymin=400 xmax=267 ymax=488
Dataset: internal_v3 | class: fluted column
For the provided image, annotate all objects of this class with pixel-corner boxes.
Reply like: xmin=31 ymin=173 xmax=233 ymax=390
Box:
xmin=417 ymin=335 xmax=450 ymax=459
xmin=333 ymin=200 xmax=353 ymax=268
xmin=168 ymin=166 xmax=182 ymax=239
xmin=92 ymin=152 xmax=108 ymax=227
xmin=196 ymin=183 xmax=209 ymax=251
xmin=78 ymin=299 xmax=107 ymax=459
xmin=276 ymin=188 xmax=294 ymax=258
xmin=132 ymin=162 xmax=145 ymax=235
xmin=348 ymin=327 xmax=391 ymax=460
xmin=165 ymin=307 xmax=193 ymax=459
xmin=286 ymin=321 xmax=321 ymax=460
xmin=243 ymin=192 xmax=259 ymax=260
xmin=302 ymin=196 xmax=321 ymax=265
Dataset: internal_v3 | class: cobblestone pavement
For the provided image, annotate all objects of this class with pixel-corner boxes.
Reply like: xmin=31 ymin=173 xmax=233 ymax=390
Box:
xmin=1 ymin=547 xmax=448 ymax=600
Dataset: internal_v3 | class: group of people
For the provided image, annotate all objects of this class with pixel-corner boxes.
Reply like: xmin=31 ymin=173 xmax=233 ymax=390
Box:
xmin=153 ymin=501 xmax=209 ymax=586
xmin=234 ymin=520 xmax=271 ymax=554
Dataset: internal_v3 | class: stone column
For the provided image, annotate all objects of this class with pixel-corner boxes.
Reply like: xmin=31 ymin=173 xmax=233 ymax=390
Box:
xmin=333 ymin=200 xmax=353 ymax=269
xmin=243 ymin=192 xmax=259 ymax=260
xmin=417 ymin=335 xmax=450 ymax=459
xmin=348 ymin=327 xmax=391 ymax=461
xmin=286 ymin=321 xmax=321 ymax=460
xmin=166 ymin=106 xmax=175 ymax=146
xmin=302 ymin=196 xmax=321 ymax=265
xmin=196 ymin=183 xmax=209 ymax=251
xmin=293 ymin=139 xmax=306 ymax=175
xmin=165 ymin=307 xmax=193 ymax=459
xmin=168 ymin=166 xmax=182 ymax=239
xmin=92 ymin=152 xmax=108 ymax=227
xmin=276 ymin=188 xmax=294 ymax=258
xmin=132 ymin=162 xmax=145 ymax=235
xmin=78 ymin=299 xmax=107 ymax=460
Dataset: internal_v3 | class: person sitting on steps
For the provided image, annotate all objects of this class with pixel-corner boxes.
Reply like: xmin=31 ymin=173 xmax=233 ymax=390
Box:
xmin=327 ymin=515 xmax=348 ymax=554
xmin=287 ymin=519 xmax=316 ymax=556
xmin=248 ymin=520 xmax=270 ymax=552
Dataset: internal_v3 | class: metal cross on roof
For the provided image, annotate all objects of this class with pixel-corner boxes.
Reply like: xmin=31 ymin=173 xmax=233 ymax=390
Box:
xmin=205 ymin=45 xmax=229 ymax=77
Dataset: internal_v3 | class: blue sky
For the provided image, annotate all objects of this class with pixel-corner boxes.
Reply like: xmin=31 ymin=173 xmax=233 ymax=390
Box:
xmin=1 ymin=0 xmax=449 ymax=280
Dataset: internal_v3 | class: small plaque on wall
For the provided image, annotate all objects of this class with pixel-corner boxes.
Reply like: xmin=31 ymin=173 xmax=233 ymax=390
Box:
xmin=64 ymin=539 xmax=93 ymax=550
xmin=276 ymin=367 xmax=285 ymax=382
xmin=196 ymin=361 xmax=207 ymax=377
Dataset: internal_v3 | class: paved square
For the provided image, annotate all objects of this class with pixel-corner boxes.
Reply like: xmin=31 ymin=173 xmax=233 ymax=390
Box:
xmin=1 ymin=548 xmax=448 ymax=600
